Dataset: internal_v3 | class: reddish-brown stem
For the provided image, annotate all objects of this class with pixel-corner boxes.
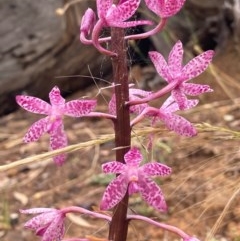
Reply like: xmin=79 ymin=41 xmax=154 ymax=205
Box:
xmin=108 ymin=23 xmax=131 ymax=241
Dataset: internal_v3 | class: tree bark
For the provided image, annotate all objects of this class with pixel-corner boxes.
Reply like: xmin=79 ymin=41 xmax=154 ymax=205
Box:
xmin=0 ymin=0 xmax=111 ymax=116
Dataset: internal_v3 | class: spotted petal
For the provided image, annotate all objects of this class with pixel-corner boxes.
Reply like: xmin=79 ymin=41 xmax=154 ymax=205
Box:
xmin=124 ymin=147 xmax=142 ymax=166
xmin=168 ymin=40 xmax=183 ymax=74
xmin=171 ymin=88 xmax=189 ymax=110
xmin=138 ymin=175 xmax=167 ymax=212
xmin=161 ymin=96 xmax=199 ymax=112
xmin=144 ymin=0 xmax=164 ymax=16
xmin=149 ymin=51 xmax=169 ymax=82
xmin=64 ymin=100 xmax=97 ymax=117
xmin=41 ymin=213 xmax=65 ymax=241
xmin=20 ymin=208 xmax=56 ymax=215
xmin=102 ymin=161 xmax=126 ymax=174
xmin=129 ymin=89 xmax=152 ymax=97
xmin=160 ymin=0 xmax=186 ymax=17
xmin=100 ymin=174 xmax=128 ymax=210
xmin=50 ymin=124 xmax=68 ymax=166
xmin=141 ymin=162 xmax=171 ymax=176
xmin=49 ymin=86 xmax=65 ymax=106
xmin=145 ymin=0 xmax=185 ymax=17
xmin=182 ymin=83 xmax=213 ymax=96
xmin=109 ymin=0 xmax=140 ymax=22
xmin=182 ymin=50 xmax=214 ymax=81
xmin=97 ymin=0 xmax=112 ymax=18
xmin=16 ymin=95 xmax=51 ymax=115
xmin=162 ymin=113 xmax=197 ymax=137
xmin=23 ymin=211 xmax=56 ymax=231
xmin=24 ymin=117 xmax=48 ymax=143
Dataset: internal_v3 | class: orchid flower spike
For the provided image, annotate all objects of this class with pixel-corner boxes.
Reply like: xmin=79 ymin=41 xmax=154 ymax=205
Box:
xmin=149 ymin=40 xmax=214 ymax=110
xmin=100 ymin=147 xmax=171 ymax=211
xmin=20 ymin=208 xmax=65 ymax=241
xmin=92 ymin=0 xmax=153 ymax=56
xmin=145 ymin=0 xmax=186 ymax=18
xmin=16 ymin=86 xmax=97 ymax=165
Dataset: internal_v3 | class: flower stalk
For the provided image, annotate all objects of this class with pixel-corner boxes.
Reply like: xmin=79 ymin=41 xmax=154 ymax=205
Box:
xmin=108 ymin=22 xmax=131 ymax=241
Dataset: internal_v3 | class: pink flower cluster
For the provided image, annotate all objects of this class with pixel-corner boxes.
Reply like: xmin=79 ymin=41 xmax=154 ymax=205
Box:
xmin=18 ymin=0 xmax=214 ymax=240
xmin=80 ymin=0 xmax=186 ymax=55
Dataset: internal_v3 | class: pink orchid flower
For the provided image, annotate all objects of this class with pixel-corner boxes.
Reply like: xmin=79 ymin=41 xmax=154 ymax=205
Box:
xmin=145 ymin=0 xmax=186 ymax=18
xmin=20 ymin=208 xmax=65 ymax=241
xmin=149 ymin=40 xmax=214 ymax=110
xmin=16 ymin=86 xmax=97 ymax=165
xmin=131 ymin=96 xmax=198 ymax=137
xmin=100 ymin=147 xmax=171 ymax=212
xmin=108 ymin=87 xmax=152 ymax=115
xmin=92 ymin=0 xmax=152 ymax=55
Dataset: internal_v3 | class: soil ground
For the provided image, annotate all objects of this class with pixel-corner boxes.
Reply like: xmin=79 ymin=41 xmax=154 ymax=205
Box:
xmin=0 ymin=39 xmax=240 ymax=241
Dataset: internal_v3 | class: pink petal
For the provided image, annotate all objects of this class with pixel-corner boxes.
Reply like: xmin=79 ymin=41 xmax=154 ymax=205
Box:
xmin=162 ymin=102 xmax=180 ymax=113
xmin=124 ymin=147 xmax=142 ymax=166
xmin=144 ymin=0 xmax=163 ymax=16
xmin=20 ymin=208 xmax=56 ymax=215
xmin=35 ymin=226 xmax=48 ymax=236
xmin=49 ymin=86 xmax=65 ymax=106
xmin=183 ymin=99 xmax=199 ymax=110
xmin=108 ymin=0 xmax=140 ymax=22
xmin=23 ymin=212 xmax=56 ymax=230
xmin=16 ymin=95 xmax=51 ymax=115
xmin=141 ymin=162 xmax=171 ymax=176
xmin=168 ymin=40 xmax=183 ymax=74
xmin=64 ymin=100 xmax=97 ymax=117
xmin=161 ymin=96 xmax=175 ymax=110
xmin=128 ymin=182 xmax=139 ymax=195
xmin=160 ymin=0 xmax=186 ymax=17
xmin=138 ymin=176 xmax=167 ymax=212
xmin=100 ymin=174 xmax=128 ymax=210
xmin=24 ymin=117 xmax=48 ymax=143
xmin=149 ymin=51 xmax=169 ymax=82
xmin=97 ymin=0 xmax=112 ymax=18
xmin=129 ymin=88 xmax=152 ymax=97
xmin=183 ymin=83 xmax=213 ymax=96
xmin=162 ymin=98 xmax=199 ymax=113
xmin=47 ymin=117 xmax=63 ymax=134
xmin=80 ymin=8 xmax=96 ymax=35
xmin=171 ymin=88 xmax=189 ymax=110
xmin=42 ymin=213 xmax=65 ymax=241
xmin=182 ymin=50 xmax=214 ymax=81
xmin=130 ymin=101 xmax=149 ymax=115
xmin=102 ymin=161 xmax=126 ymax=174
xmin=129 ymin=88 xmax=152 ymax=114
xmin=162 ymin=113 xmax=197 ymax=137
xmin=50 ymin=125 xmax=68 ymax=166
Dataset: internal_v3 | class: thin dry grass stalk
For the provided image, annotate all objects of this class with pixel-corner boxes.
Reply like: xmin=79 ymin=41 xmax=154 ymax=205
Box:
xmin=0 ymin=125 xmax=240 ymax=172
xmin=206 ymin=185 xmax=240 ymax=240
